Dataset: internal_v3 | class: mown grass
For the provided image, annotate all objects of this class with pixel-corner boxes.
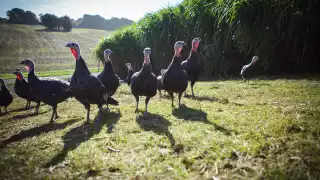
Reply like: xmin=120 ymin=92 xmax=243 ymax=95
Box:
xmin=0 ymin=79 xmax=319 ymax=179
xmin=0 ymin=24 xmax=112 ymax=74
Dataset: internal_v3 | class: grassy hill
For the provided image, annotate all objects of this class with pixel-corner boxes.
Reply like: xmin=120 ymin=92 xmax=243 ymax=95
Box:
xmin=0 ymin=24 xmax=112 ymax=75
xmin=0 ymin=79 xmax=320 ymax=179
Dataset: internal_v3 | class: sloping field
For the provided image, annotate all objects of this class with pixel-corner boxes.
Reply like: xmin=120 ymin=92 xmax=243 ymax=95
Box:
xmin=0 ymin=24 xmax=112 ymax=73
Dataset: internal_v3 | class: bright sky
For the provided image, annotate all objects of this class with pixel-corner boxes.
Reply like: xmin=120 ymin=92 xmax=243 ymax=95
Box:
xmin=0 ymin=0 xmax=183 ymax=21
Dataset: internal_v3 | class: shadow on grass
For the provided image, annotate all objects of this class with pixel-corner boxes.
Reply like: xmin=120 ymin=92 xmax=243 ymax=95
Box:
xmin=44 ymin=111 xmax=121 ymax=167
xmin=184 ymin=95 xmax=219 ymax=102
xmin=35 ymin=29 xmax=68 ymax=33
xmin=0 ymin=119 xmax=77 ymax=147
xmin=8 ymin=103 xmax=46 ymax=113
xmin=172 ymin=105 xmax=234 ymax=135
xmin=136 ymin=113 xmax=175 ymax=147
xmin=3 ymin=110 xmax=50 ymax=122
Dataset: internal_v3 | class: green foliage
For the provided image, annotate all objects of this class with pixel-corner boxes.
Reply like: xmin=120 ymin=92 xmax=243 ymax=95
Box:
xmin=95 ymin=0 xmax=320 ymax=78
xmin=6 ymin=8 xmax=38 ymax=25
xmin=73 ymin=14 xmax=134 ymax=31
xmin=61 ymin=16 xmax=72 ymax=32
xmin=39 ymin=14 xmax=73 ymax=31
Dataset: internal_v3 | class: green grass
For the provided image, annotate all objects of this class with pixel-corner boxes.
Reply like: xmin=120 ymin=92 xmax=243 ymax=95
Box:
xmin=0 ymin=79 xmax=320 ymax=179
xmin=0 ymin=24 xmax=112 ymax=74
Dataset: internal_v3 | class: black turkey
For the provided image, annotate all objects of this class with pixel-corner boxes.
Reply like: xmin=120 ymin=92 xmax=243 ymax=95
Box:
xmin=181 ymin=37 xmax=201 ymax=97
xmin=97 ymin=49 xmax=120 ymax=111
xmin=12 ymin=68 xmax=40 ymax=109
xmin=20 ymin=59 xmax=72 ymax=122
xmin=162 ymin=41 xmax=188 ymax=108
xmin=66 ymin=42 xmax=119 ymax=123
xmin=0 ymin=78 xmax=13 ymax=114
xmin=130 ymin=47 xmax=157 ymax=114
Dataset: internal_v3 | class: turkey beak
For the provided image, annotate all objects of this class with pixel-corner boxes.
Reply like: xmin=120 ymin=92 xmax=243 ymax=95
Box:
xmin=65 ymin=44 xmax=71 ymax=48
xmin=20 ymin=60 xmax=25 ymax=65
xmin=12 ymin=72 xmax=16 ymax=75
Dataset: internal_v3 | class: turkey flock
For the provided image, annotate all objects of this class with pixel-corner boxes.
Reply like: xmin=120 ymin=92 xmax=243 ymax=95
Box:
xmin=0 ymin=38 xmax=259 ymax=122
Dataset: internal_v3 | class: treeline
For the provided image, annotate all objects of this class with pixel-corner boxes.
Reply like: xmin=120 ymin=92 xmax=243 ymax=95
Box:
xmin=95 ymin=0 xmax=320 ymax=78
xmin=6 ymin=8 xmax=38 ymax=25
xmin=72 ymin=14 xmax=134 ymax=31
xmin=4 ymin=8 xmax=72 ymax=31
xmin=39 ymin=14 xmax=72 ymax=31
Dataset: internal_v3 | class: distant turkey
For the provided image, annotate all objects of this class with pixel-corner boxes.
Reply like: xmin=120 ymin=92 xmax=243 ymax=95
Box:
xmin=240 ymin=56 xmax=259 ymax=83
xmin=125 ymin=63 xmax=134 ymax=86
xmin=157 ymin=69 xmax=166 ymax=96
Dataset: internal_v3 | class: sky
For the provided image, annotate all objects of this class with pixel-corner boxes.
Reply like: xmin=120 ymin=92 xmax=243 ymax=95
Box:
xmin=0 ymin=0 xmax=183 ymax=21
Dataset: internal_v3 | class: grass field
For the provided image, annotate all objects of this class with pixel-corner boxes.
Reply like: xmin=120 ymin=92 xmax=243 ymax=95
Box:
xmin=0 ymin=24 xmax=112 ymax=74
xmin=0 ymin=79 xmax=319 ymax=179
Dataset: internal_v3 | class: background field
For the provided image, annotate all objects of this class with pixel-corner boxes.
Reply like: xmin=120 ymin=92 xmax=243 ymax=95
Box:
xmin=0 ymin=24 xmax=112 ymax=75
xmin=1 ymin=79 xmax=319 ymax=179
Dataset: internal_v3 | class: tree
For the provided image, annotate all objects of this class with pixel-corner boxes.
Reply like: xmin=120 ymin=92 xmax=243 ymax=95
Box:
xmin=0 ymin=18 xmax=8 ymax=23
xmin=25 ymin=11 xmax=38 ymax=25
xmin=6 ymin=8 xmax=25 ymax=24
xmin=40 ymin=13 xmax=59 ymax=29
xmin=6 ymin=8 xmax=38 ymax=25
xmin=61 ymin=16 xmax=72 ymax=31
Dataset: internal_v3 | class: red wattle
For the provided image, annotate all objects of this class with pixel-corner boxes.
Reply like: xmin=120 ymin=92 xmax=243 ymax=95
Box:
xmin=17 ymin=75 xmax=21 ymax=80
xmin=25 ymin=66 xmax=30 ymax=72
xmin=70 ymin=48 xmax=78 ymax=60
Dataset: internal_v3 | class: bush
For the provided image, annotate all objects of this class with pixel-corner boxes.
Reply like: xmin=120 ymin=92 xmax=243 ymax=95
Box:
xmin=95 ymin=0 xmax=320 ymax=78
xmin=61 ymin=16 xmax=72 ymax=31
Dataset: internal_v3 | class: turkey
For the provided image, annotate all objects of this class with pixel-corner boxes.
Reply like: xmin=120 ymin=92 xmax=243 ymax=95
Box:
xmin=125 ymin=63 xmax=134 ymax=86
xmin=97 ymin=49 xmax=120 ymax=111
xmin=157 ymin=69 xmax=165 ymax=96
xmin=181 ymin=37 xmax=201 ymax=97
xmin=66 ymin=42 xmax=119 ymax=123
xmin=130 ymin=47 xmax=157 ymax=114
xmin=162 ymin=41 xmax=188 ymax=108
xmin=12 ymin=68 xmax=40 ymax=110
xmin=20 ymin=59 xmax=72 ymax=122
xmin=240 ymin=56 xmax=259 ymax=83
xmin=0 ymin=78 xmax=13 ymax=114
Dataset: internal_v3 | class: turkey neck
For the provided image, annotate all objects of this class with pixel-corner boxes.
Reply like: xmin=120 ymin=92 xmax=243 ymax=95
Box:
xmin=28 ymin=67 xmax=40 ymax=82
xmin=141 ymin=55 xmax=152 ymax=73
xmin=103 ymin=60 xmax=115 ymax=73
xmin=188 ymin=51 xmax=198 ymax=62
xmin=75 ymin=56 xmax=90 ymax=75
xmin=169 ymin=55 xmax=183 ymax=69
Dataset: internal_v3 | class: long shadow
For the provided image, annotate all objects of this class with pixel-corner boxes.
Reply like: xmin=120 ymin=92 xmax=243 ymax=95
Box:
xmin=136 ymin=113 xmax=175 ymax=147
xmin=185 ymin=95 xmax=219 ymax=102
xmin=172 ymin=105 xmax=235 ymax=136
xmin=6 ymin=110 xmax=50 ymax=122
xmin=35 ymin=29 xmax=67 ymax=33
xmin=8 ymin=103 xmax=46 ymax=114
xmin=0 ymin=119 xmax=77 ymax=147
xmin=44 ymin=111 xmax=121 ymax=167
